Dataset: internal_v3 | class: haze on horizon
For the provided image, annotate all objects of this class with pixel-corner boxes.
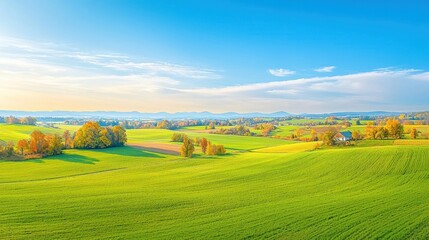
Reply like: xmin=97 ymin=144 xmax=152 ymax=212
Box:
xmin=0 ymin=1 xmax=428 ymax=113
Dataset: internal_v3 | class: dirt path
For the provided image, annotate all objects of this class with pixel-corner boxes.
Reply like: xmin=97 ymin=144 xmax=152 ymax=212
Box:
xmin=129 ymin=142 xmax=181 ymax=155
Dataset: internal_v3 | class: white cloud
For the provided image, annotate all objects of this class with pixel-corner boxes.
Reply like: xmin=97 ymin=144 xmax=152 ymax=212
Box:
xmin=410 ymin=72 xmax=429 ymax=81
xmin=0 ymin=37 xmax=221 ymax=80
xmin=268 ymin=68 xmax=295 ymax=77
xmin=168 ymin=68 xmax=429 ymax=112
xmin=314 ymin=66 xmax=336 ymax=72
xmin=0 ymin=37 xmax=427 ymax=113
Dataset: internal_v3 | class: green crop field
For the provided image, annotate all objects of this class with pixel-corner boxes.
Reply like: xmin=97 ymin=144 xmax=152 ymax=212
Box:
xmin=1 ymin=125 xmax=429 ymax=239
xmin=126 ymin=129 xmax=293 ymax=151
xmin=0 ymin=124 xmax=65 ymax=142
xmin=254 ymin=141 xmax=321 ymax=153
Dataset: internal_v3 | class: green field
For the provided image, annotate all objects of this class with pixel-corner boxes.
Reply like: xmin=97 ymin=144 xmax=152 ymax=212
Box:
xmin=127 ymin=128 xmax=292 ymax=151
xmin=0 ymin=124 xmax=64 ymax=142
xmin=1 ymin=124 xmax=429 ymax=239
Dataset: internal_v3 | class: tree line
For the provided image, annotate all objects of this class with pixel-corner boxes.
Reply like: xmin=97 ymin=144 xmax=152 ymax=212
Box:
xmin=213 ymin=125 xmax=255 ymax=136
xmin=0 ymin=122 xmax=127 ymax=160
xmin=0 ymin=116 xmax=37 ymax=125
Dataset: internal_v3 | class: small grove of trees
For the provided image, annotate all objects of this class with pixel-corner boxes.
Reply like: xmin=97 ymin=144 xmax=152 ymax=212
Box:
xmin=364 ymin=119 xmax=404 ymax=140
xmin=254 ymin=123 xmax=276 ymax=136
xmin=214 ymin=125 xmax=255 ymax=136
xmin=0 ymin=140 xmax=15 ymax=158
xmin=73 ymin=122 xmax=127 ymax=149
xmin=199 ymin=137 xmax=226 ymax=156
xmin=1 ymin=116 xmax=37 ymax=125
xmin=1 ymin=122 xmax=128 ymax=160
xmin=171 ymin=133 xmax=186 ymax=142
xmin=156 ymin=120 xmax=173 ymax=129
xmin=384 ymin=119 xmax=404 ymax=139
xmin=176 ymin=134 xmax=226 ymax=158
xmin=2 ymin=130 xmax=64 ymax=159
xmin=206 ymin=141 xmax=226 ymax=156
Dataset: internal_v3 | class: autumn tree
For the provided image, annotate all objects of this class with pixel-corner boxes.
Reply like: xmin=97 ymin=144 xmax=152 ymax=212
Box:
xmin=365 ymin=122 xmax=377 ymax=139
xmin=29 ymin=130 xmax=48 ymax=154
xmin=410 ymin=128 xmax=418 ymax=139
xmin=16 ymin=139 xmax=29 ymax=155
xmin=322 ymin=131 xmax=336 ymax=146
xmin=375 ymin=127 xmax=388 ymax=139
xmin=294 ymin=129 xmax=304 ymax=139
xmin=352 ymin=130 xmax=362 ymax=140
xmin=200 ymin=137 xmax=208 ymax=154
xmin=156 ymin=120 xmax=171 ymax=129
xmin=194 ymin=137 xmax=201 ymax=146
xmin=6 ymin=116 xmax=19 ymax=124
xmin=180 ymin=135 xmax=194 ymax=158
xmin=99 ymin=127 xmax=114 ymax=148
xmin=216 ymin=145 xmax=226 ymax=155
xmin=112 ymin=125 xmax=127 ymax=146
xmin=325 ymin=116 xmax=337 ymax=125
xmin=310 ymin=129 xmax=318 ymax=141
xmin=206 ymin=141 xmax=216 ymax=156
xmin=45 ymin=134 xmax=63 ymax=155
xmin=385 ymin=119 xmax=404 ymax=139
xmin=4 ymin=141 xmax=15 ymax=157
xmin=171 ymin=133 xmax=186 ymax=142
xmin=343 ymin=121 xmax=352 ymax=127
xmin=20 ymin=116 xmax=37 ymax=125
xmin=208 ymin=121 xmax=215 ymax=130
xmin=73 ymin=122 xmax=102 ymax=149
xmin=62 ymin=130 xmax=73 ymax=149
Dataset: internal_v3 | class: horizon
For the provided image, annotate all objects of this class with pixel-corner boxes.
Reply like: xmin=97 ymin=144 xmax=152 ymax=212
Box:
xmin=0 ymin=109 xmax=415 ymax=116
xmin=1 ymin=1 xmax=428 ymax=112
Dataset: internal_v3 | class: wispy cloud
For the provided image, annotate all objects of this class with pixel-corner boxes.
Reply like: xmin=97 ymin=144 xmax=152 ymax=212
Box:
xmin=168 ymin=68 xmax=429 ymax=112
xmin=314 ymin=66 xmax=336 ymax=73
xmin=0 ymin=37 xmax=221 ymax=80
xmin=268 ymin=68 xmax=295 ymax=77
xmin=0 ymin=37 xmax=427 ymax=113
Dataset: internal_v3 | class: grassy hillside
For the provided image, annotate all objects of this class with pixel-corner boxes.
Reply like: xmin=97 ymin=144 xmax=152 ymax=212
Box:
xmin=0 ymin=124 xmax=64 ymax=142
xmin=254 ymin=141 xmax=321 ymax=153
xmin=1 ymin=125 xmax=428 ymax=239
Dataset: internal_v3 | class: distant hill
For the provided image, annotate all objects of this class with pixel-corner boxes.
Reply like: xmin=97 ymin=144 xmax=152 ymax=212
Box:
xmin=0 ymin=110 xmax=403 ymax=120
xmin=0 ymin=110 xmax=290 ymax=120
xmin=299 ymin=111 xmax=402 ymax=118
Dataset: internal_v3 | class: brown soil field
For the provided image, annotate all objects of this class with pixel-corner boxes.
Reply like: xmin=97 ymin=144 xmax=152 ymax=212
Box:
xmin=129 ymin=142 xmax=181 ymax=155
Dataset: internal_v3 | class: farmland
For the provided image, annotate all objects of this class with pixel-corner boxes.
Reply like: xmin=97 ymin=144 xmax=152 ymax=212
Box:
xmin=1 ymin=123 xmax=429 ymax=239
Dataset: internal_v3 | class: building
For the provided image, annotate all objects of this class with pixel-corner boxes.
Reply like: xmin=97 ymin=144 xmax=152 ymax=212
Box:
xmin=335 ymin=131 xmax=352 ymax=141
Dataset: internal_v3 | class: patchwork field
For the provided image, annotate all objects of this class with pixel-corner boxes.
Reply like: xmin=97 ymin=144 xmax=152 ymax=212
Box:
xmin=1 ymin=124 xmax=429 ymax=239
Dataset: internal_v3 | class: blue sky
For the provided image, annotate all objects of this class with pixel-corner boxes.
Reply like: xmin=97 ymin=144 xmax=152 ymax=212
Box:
xmin=0 ymin=0 xmax=428 ymax=113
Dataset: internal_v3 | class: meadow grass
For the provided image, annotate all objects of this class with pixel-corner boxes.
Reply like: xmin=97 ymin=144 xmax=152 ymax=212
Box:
xmin=254 ymin=141 xmax=322 ymax=153
xmin=1 ymin=145 xmax=428 ymax=239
